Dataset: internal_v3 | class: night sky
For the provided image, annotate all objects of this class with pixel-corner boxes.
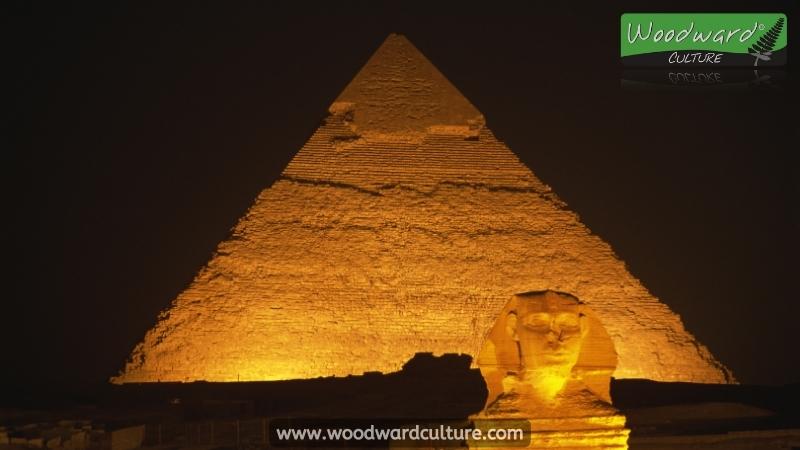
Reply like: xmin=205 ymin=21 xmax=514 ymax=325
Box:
xmin=7 ymin=1 xmax=799 ymax=400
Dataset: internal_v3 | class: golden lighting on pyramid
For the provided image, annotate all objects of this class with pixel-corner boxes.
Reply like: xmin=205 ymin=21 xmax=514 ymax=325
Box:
xmin=112 ymin=34 xmax=732 ymax=394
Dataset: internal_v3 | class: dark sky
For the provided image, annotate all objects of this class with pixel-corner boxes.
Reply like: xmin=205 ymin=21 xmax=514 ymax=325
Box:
xmin=7 ymin=1 xmax=799 ymax=399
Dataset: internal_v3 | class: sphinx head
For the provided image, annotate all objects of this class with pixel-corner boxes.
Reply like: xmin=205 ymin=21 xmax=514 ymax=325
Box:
xmin=508 ymin=293 xmax=588 ymax=375
xmin=477 ymin=291 xmax=618 ymax=412
xmin=496 ymin=292 xmax=590 ymax=402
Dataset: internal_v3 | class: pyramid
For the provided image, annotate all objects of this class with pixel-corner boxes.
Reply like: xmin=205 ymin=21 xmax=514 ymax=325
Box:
xmin=113 ymin=34 xmax=732 ymax=384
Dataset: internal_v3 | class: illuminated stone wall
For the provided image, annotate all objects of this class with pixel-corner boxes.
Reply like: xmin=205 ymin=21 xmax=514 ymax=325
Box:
xmin=112 ymin=34 xmax=732 ymax=384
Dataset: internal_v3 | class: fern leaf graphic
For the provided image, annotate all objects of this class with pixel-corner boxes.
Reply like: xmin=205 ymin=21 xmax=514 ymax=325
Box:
xmin=749 ymin=18 xmax=785 ymax=66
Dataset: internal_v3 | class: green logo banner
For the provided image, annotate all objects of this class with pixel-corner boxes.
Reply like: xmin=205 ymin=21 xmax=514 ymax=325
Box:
xmin=621 ymin=13 xmax=787 ymax=66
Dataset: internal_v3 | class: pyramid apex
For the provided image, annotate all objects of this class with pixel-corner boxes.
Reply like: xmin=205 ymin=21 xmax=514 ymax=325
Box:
xmin=331 ymin=34 xmax=483 ymax=134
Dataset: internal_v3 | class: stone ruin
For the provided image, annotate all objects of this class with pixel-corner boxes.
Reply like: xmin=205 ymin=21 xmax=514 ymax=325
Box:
xmin=471 ymin=290 xmax=629 ymax=448
xmin=112 ymin=34 xmax=732 ymax=391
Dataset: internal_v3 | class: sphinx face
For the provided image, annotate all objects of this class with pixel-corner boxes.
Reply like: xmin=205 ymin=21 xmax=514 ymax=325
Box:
xmin=514 ymin=296 xmax=585 ymax=373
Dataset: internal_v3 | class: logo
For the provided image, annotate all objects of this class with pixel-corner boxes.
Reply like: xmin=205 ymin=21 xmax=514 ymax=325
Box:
xmin=621 ymin=13 xmax=787 ymax=67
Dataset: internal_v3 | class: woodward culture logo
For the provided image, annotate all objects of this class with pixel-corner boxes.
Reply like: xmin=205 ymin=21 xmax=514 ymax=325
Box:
xmin=621 ymin=13 xmax=787 ymax=66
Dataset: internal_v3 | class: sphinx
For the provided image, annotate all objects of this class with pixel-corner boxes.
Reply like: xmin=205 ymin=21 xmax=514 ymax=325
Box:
xmin=470 ymin=291 xmax=629 ymax=449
